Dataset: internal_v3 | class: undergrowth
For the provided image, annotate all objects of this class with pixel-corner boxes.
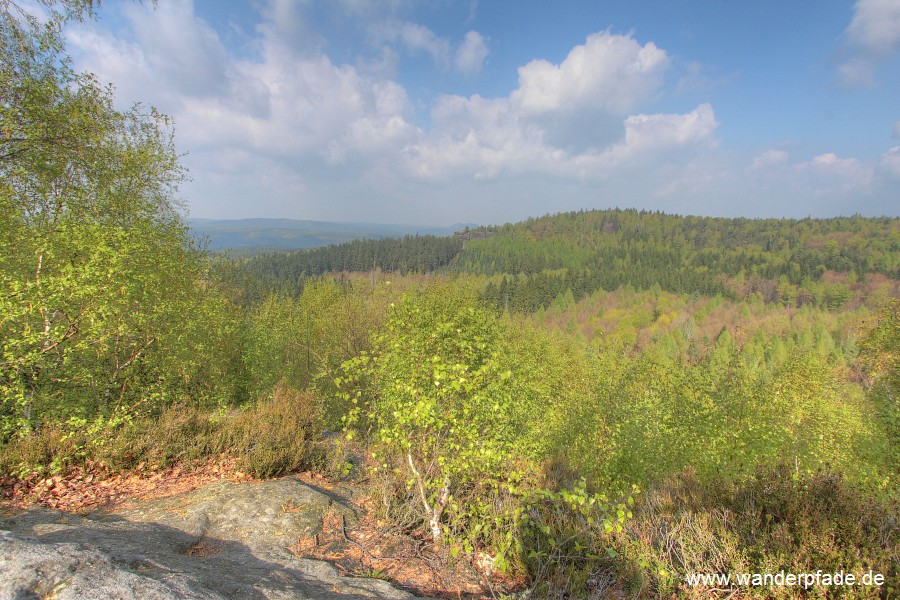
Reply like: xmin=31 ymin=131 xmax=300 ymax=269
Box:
xmin=367 ymin=461 xmax=897 ymax=598
xmin=608 ymin=466 xmax=898 ymax=599
xmin=0 ymin=383 xmax=325 ymax=480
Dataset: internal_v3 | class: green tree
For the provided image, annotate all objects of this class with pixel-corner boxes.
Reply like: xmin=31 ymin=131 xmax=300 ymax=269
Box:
xmin=0 ymin=0 xmax=232 ymax=437
xmin=341 ymin=288 xmax=516 ymax=540
xmin=858 ymin=299 xmax=899 ymax=477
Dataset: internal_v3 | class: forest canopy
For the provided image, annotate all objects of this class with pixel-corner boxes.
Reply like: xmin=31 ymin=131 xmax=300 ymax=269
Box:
xmin=242 ymin=209 xmax=898 ymax=311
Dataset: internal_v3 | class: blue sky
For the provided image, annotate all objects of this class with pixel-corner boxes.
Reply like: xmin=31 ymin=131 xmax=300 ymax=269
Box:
xmin=65 ymin=0 xmax=900 ymax=225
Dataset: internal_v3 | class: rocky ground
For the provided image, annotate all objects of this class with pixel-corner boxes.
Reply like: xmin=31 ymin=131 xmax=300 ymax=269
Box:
xmin=0 ymin=476 xmax=426 ymax=599
xmin=0 ymin=467 xmax=516 ymax=599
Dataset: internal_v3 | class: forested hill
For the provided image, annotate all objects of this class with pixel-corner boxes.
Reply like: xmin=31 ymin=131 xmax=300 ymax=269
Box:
xmin=241 ymin=210 xmax=899 ymax=308
xmin=456 ymin=211 xmax=898 ymax=276
xmin=240 ymin=235 xmax=464 ymax=295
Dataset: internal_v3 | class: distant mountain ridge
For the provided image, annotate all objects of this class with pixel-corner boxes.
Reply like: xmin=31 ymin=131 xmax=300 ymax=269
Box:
xmin=188 ymin=218 xmax=476 ymax=251
xmin=237 ymin=209 xmax=899 ymax=308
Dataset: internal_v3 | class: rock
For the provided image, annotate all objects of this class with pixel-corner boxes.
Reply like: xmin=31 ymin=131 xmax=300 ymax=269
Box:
xmin=0 ymin=476 xmax=428 ymax=599
xmin=116 ymin=477 xmax=360 ymax=557
xmin=0 ymin=531 xmax=223 ymax=600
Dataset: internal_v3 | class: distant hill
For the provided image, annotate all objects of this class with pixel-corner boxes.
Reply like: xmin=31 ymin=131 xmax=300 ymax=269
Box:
xmin=238 ymin=209 xmax=899 ymax=309
xmin=188 ymin=218 xmax=476 ymax=251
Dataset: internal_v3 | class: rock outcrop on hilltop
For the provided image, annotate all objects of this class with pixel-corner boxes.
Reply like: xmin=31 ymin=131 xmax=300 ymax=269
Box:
xmin=0 ymin=477 xmax=427 ymax=599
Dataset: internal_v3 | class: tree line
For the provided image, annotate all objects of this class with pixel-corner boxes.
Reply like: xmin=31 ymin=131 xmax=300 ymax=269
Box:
xmin=239 ymin=235 xmax=463 ymax=298
xmin=241 ymin=208 xmax=897 ymax=311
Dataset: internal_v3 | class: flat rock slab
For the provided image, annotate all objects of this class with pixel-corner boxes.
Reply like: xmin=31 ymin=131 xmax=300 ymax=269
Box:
xmin=116 ymin=477 xmax=361 ymax=556
xmin=0 ymin=476 xmax=428 ymax=600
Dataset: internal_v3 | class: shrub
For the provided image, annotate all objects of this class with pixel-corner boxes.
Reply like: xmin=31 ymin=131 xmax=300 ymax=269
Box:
xmin=0 ymin=383 xmax=324 ymax=481
xmin=217 ymin=383 xmax=324 ymax=478
xmin=341 ymin=286 xmax=530 ymax=551
xmin=612 ymin=466 xmax=899 ymax=598
xmin=340 ymin=285 xmax=623 ymax=575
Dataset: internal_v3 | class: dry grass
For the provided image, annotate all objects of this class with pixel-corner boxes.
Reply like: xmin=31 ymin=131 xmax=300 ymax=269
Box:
xmin=611 ymin=467 xmax=899 ymax=599
xmin=0 ymin=382 xmax=325 ymax=482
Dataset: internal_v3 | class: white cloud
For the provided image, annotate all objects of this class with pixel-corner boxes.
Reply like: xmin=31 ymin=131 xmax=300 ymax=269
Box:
xmin=371 ymin=20 xmax=490 ymax=74
xmin=64 ymin=3 xmax=896 ymax=222
xmin=388 ymin=20 xmax=451 ymax=64
xmin=836 ymin=55 xmax=879 ymax=88
xmin=401 ymin=94 xmax=551 ymax=180
xmin=259 ymin=0 xmax=324 ymax=55
xmin=455 ymin=31 xmax=489 ymax=74
xmin=751 ymin=149 xmax=790 ymax=170
xmin=512 ymin=31 xmax=668 ymax=116
xmin=598 ymin=104 xmax=718 ymax=167
xmin=67 ymin=1 xmax=231 ymax=108
xmin=72 ymin=2 xmax=414 ymax=146
xmin=794 ymin=153 xmax=874 ymax=194
xmin=877 ymin=146 xmax=900 ymax=180
xmin=397 ymin=31 xmax=707 ymax=183
xmin=741 ymin=147 xmax=900 ymax=218
xmin=837 ymin=0 xmax=900 ymax=86
xmin=67 ymin=0 xmax=424 ymax=216
xmin=218 ymin=53 xmax=414 ymax=160
xmin=325 ymin=114 xmax=421 ymax=164
xmin=125 ymin=0 xmax=229 ymax=98
xmin=405 ymin=93 xmax=717 ymax=182
xmin=71 ymin=7 xmax=689 ymax=194
xmin=846 ymin=0 xmax=900 ymax=54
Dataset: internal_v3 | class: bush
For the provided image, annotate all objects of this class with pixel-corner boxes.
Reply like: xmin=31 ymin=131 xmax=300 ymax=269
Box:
xmin=0 ymin=383 xmax=324 ymax=481
xmin=217 ymin=383 xmax=324 ymax=478
xmin=340 ymin=285 xmax=622 ymax=574
xmin=341 ymin=285 xmax=533 ymax=550
xmin=612 ymin=466 xmax=899 ymax=598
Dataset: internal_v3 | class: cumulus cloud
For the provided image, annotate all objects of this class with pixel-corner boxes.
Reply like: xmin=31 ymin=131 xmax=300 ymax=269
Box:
xmin=370 ymin=20 xmax=490 ymax=74
xmin=791 ymin=153 xmax=875 ymax=195
xmin=71 ymin=9 xmax=694 ymax=198
xmin=494 ymin=31 xmax=673 ymax=153
xmin=746 ymin=151 xmax=875 ymax=202
xmin=67 ymin=0 xmax=229 ymax=104
xmin=404 ymin=82 xmax=717 ymax=182
xmin=259 ymin=0 xmax=325 ymax=55
xmin=377 ymin=20 xmax=451 ymax=64
xmin=837 ymin=0 xmax=900 ymax=86
xmin=425 ymin=33 xmax=707 ymax=182
xmin=512 ymin=31 xmax=668 ymax=116
xmin=845 ymin=0 xmax=900 ymax=54
xmin=69 ymin=0 xmax=418 ymax=162
xmin=598 ymin=104 xmax=718 ymax=167
xmin=455 ymin=31 xmax=489 ymax=74
xmin=64 ymin=2 xmax=895 ymax=222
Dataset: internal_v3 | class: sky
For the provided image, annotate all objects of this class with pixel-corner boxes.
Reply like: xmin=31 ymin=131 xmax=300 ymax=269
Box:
xmin=63 ymin=0 xmax=900 ymax=226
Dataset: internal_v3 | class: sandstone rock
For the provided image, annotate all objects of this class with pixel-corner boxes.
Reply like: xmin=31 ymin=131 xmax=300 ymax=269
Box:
xmin=0 ymin=476 xmax=427 ymax=599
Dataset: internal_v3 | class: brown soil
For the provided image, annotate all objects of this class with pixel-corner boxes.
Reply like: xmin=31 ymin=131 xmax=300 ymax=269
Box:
xmin=289 ymin=495 xmax=526 ymax=599
xmin=0 ymin=455 xmax=252 ymax=515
